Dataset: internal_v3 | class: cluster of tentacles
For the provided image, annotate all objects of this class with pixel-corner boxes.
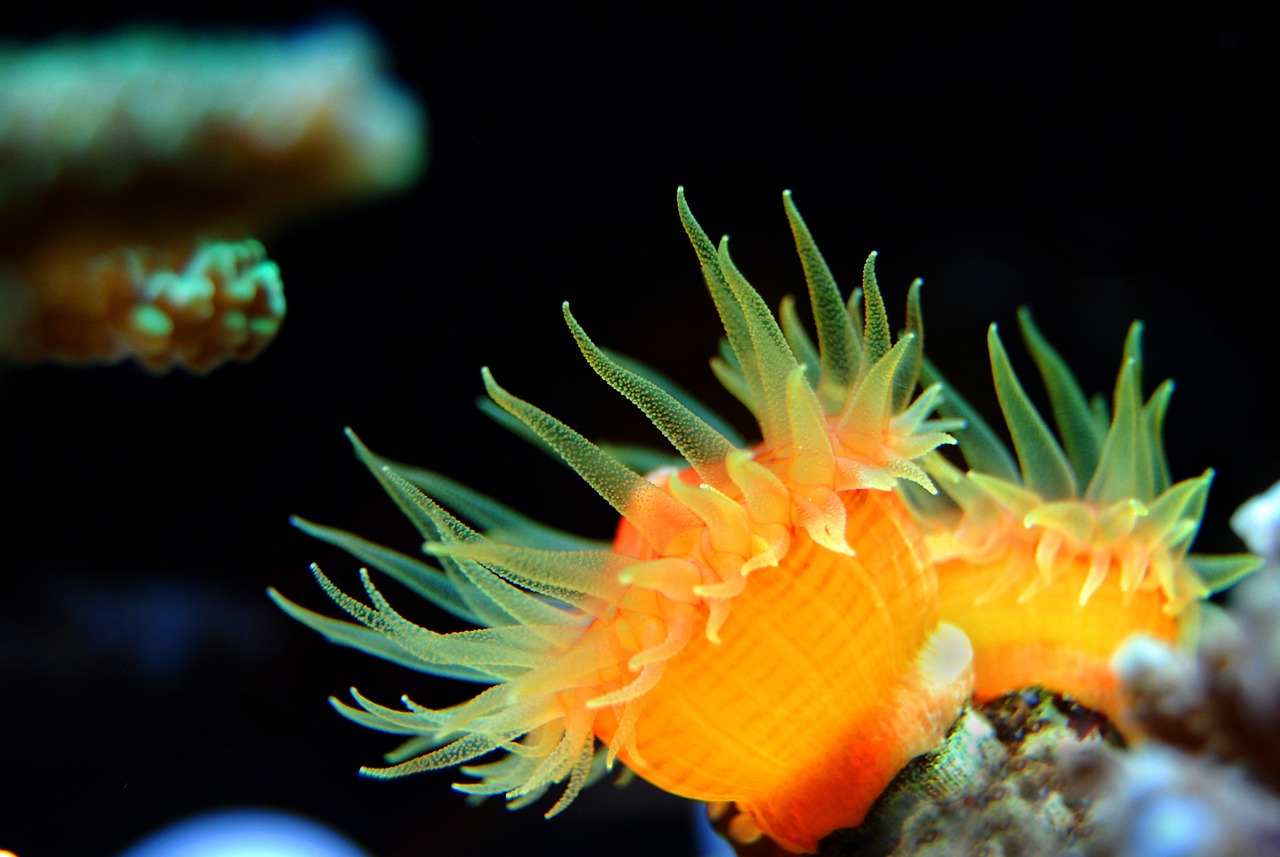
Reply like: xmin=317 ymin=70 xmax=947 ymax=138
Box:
xmin=274 ymin=189 xmax=1257 ymax=853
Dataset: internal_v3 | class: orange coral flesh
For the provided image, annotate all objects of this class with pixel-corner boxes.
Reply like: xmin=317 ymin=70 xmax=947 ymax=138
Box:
xmin=936 ymin=554 xmax=1177 ymax=723
xmin=599 ymin=485 xmax=971 ymax=853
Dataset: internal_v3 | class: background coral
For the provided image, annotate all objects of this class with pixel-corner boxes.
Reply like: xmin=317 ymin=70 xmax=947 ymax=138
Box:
xmin=1103 ymin=480 xmax=1280 ymax=785
xmin=0 ymin=19 xmax=425 ymax=371
xmin=0 ymin=22 xmax=422 ymax=207
xmin=6 ymin=239 xmax=285 ymax=372
xmin=1066 ymin=743 xmax=1280 ymax=857
xmin=1111 ymin=572 xmax=1280 ymax=793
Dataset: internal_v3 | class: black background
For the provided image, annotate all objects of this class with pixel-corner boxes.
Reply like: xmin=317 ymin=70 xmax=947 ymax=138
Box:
xmin=2 ymin=4 xmax=1278 ymax=856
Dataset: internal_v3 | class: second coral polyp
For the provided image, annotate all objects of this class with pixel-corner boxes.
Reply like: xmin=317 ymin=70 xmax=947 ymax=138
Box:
xmin=937 ymin=548 xmax=1178 ymax=722
xmin=604 ymin=480 xmax=971 ymax=852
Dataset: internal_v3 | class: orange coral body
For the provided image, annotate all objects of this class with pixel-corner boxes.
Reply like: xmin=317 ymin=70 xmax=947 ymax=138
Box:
xmin=598 ymin=467 xmax=971 ymax=852
xmin=935 ymin=551 xmax=1176 ymax=722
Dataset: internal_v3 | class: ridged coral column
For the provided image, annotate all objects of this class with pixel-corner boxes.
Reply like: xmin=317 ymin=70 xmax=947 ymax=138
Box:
xmin=602 ymin=489 xmax=973 ymax=852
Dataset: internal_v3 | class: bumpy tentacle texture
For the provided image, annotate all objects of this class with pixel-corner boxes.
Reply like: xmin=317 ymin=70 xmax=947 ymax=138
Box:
xmin=910 ymin=311 xmax=1261 ymax=723
xmin=274 ymin=190 xmax=972 ymax=853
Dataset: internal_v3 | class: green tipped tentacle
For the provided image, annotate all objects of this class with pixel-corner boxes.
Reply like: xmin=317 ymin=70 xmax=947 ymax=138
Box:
xmin=604 ymin=349 xmax=746 ymax=447
xmin=716 ymin=234 xmax=803 ymax=446
xmin=921 ymin=356 xmax=1021 ymax=484
xmin=1016 ymin=307 xmax=1103 ymax=482
xmin=987 ymin=323 xmax=1078 ymax=500
xmin=564 ymin=302 xmax=734 ymax=486
xmin=778 ymin=294 xmax=821 ymax=390
xmin=677 ymin=188 xmax=955 ymax=495
xmin=481 ymin=367 xmax=701 ymax=553
xmin=289 ymin=516 xmax=480 ymax=623
xmin=677 ymin=187 xmax=768 ymax=426
xmin=382 ymin=463 xmax=606 ymax=551
xmin=893 ymin=278 xmax=926 ymax=413
xmin=858 ymin=251 xmax=893 ymax=371
xmin=782 ymin=189 xmax=859 ymax=406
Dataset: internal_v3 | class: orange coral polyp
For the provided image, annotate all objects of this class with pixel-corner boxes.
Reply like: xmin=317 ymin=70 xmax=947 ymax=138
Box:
xmin=601 ymin=471 xmax=972 ymax=852
xmin=279 ymin=191 xmax=978 ymax=853
xmin=926 ymin=487 xmax=1196 ymax=724
xmin=916 ymin=316 xmax=1261 ymax=729
xmin=934 ymin=546 xmax=1177 ymax=721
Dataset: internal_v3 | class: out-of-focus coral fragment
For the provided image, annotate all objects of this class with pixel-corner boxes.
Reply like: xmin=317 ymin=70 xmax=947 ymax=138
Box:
xmin=1067 ymin=481 xmax=1280 ymax=856
xmin=1065 ymin=744 xmax=1280 ymax=857
xmin=1113 ymin=570 xmax=1280 ymax=794
xmin=4 ymin=239 xmax=284 ymax=372
xmin=0 ymin=21 xmax=425 ymax=215
xmin=1231 ymin=479 xmax=1280 ymax=564
xmin=0 ymin=20 xmax=426 ymax=372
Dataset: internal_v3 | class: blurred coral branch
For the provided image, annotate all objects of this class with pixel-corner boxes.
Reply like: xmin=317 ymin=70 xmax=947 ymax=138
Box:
xmin=0 ymin=20 xmax=426 ymax=372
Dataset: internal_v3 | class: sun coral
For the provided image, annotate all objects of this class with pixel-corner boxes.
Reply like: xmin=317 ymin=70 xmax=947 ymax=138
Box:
xmin=909 ymin=312 xmax=1260 ymax=723
xmin=273 ymin=189 xmax=973 ymax=853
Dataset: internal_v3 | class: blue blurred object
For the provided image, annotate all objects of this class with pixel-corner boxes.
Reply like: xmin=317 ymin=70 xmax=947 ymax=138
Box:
xmin=1125 ymin=795 xmax=1219 ymax=857
xmin=691 ymin=804 xmax=734 ymax=857
xmin=116 ymin=808 xmax=372 ymax=857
